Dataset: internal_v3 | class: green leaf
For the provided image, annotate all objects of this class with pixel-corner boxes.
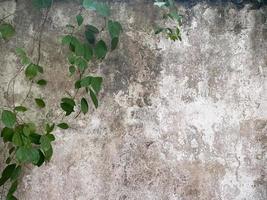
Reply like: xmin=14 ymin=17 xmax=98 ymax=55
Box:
xmin=29 ymin=133 xmax=41 ymax=145
xmin=25 ymin=63 xmax=38 ymax=80
xmin=68 ymin=53 xmax=76 ymax=64
xmin=32 ymin=0 xmax=52 ymax=9
xmin=81 ymin=98 xmax=89 ymax=114
xmin=36 ymin=150 xmax=45 ymax=167
xmin=111 ymin=37 xmax=119 ymax=50
xmin=12 ymin=131 xmax=23 ymax=146
xmin=62 ymin=35 xmax=72 ymax=45
xmin=95 ymin=40 xmax=107 ymax=59
xmin=83 ymin=44 xmax=93 ymax=61
xmin=45 ymin=123 xmax=55 ymax=134
xmin=85 ymin=25 xmax=99 ymax=34
xmin=74 ymin=41 xmax=84 ymax=57
xmin=0 ymin=164 xmax=16 ymax=186
xmin=83 ymin=0 xmax=110 ymax=17
xmin=16 ymin=147 xmax=40 ymax=165
xmin=69 ymin=66 xmax=76 ymax=75
xmin=10 ymin=166 xmax=21 ymax=181
xmin=89 ymin=89 xmax=98 ymax=108
xmin=60 ymin=98 xmax=75 ymax=116
xmin=14 ymin=106 xmax=27 ymax=112
xmin=1 ymin=127 xmax=14 ymax=142
xmin=1 ymin=110 xmax=16 ymax=128
xmin=75 ymin=80 xmax=81 ymax=89
xmin=76 ymin=14 xmax=84 ymax=26
xmin=36 ymin=79 xmax=47 ymax=86
xmin=40 ymin=135 xmax=53 ymax=161
xmin=35 ymin=98 xmax=46 ymax=108
xmin=15 ymin=48 xmax=30 ymax=65
xmin=85 ymin=29 xmax=96 ymax=44
xmin=74 ymin=57 xmax=88 ymax=71
xmin=7 ymin=180 xmax=18 ymax=199
xmin=91 ymin=76 xmax=103 ymax=94
xmin=0 ymin=23 xmax=15 ymax=40
xmin=108 ymin=20 xmax=122 ymax=39
xmin=57 ymin=123 xmax=69 ymax=129
xmin=80 ymin=76 xmax=92 ymax=87
xmin=46 ymin=133 xmax=55 ymax=142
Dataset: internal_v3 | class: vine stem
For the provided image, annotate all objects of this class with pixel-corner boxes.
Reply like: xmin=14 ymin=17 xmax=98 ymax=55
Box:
xmin=20 ymin=8 xmax=50 ymax=105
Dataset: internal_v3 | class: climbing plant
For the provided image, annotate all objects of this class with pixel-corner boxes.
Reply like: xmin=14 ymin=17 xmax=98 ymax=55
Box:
xmin=0 ymin=0 xmax=122 ymax=199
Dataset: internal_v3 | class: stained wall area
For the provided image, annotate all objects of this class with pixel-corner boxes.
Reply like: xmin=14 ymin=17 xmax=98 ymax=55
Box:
xmin=0 ymin=0 xmax=266 ymax=199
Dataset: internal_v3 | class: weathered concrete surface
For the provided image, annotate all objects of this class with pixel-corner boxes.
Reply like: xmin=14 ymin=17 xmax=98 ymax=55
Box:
xmin=0 ymin=0 xmax=267 ymax=199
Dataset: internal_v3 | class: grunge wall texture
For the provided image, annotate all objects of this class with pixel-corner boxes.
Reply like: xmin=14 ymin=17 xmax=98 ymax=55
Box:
xmin=0 ymin=0 xmax=266 ymax=199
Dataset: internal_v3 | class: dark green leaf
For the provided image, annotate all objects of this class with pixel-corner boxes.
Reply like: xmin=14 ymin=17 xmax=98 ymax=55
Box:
xmin=76 ymin=14 xmax=84 ymax=26
xmin=111 ymin=37 xmax=119 ymax=50
xmin=57 ymin=123 xmax=69 ymax=129
xmin=60 ymin=98 xmax=75 ymax=116
xmin=14 ymin=106 xmax=27 ymax=112
xmin=108 ymin=20 xmax=122 ymax=39
xmin=25 ymin=63 xmax=38 ymax=80
xmin=16 ymin=147 xmax=40 ymax=164
xmin=75 ymin=80 xmax=81 ymax=89
xmin=32 ymin=0 xmax=52 ymax=9
xmin=80 ymin=76 xmax=92 ymax=87
xmin=29 ymin=133 xmax=41 ymax=144
xmin=1 ymin=110 xmax=16 ymax=128
xmin=10 ymin=166 xmax=21 ymax=181
xmin=91 ymin=76 xmax=103 ymax=94
xmin=74 ymin=57 xmax=87 ymax=71
xmin=0 ymin=23 xmax=15 ymax=40
xmin=81 ymin=98 xmax=88 ymax=114
xmin=69 ymin=66 xmax=76 ymax=75
xmin=95 ymin=40 xmax=107 ymax=59
xmin=0 ymin=164 xmax=16 ymax=186
xmin=86 ymin=25 xmax=99 ymax=34
xmin=7 ymin=180 xmax=18 ymax=199
xmin=40 ymin=135 xmax=53 ymax=161
xmin=1 ymin=127 xmax=14 ymax=142
xmin=36 ymin=150 xmax=45 ymax=167
xmin=36 ymin=79 xmax=47 ymax=86
xmin=89 ymin=89 xmax=98 ymax=108
xmin=85 ymin=29 xmax=96 ymax=44
xmin=35 ymin=98 xmax=46 ymax=108
xmin=45 ymin=123 xmax=55 ymax=134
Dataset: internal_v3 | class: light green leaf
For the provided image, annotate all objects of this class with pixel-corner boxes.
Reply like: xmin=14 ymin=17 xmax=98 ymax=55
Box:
xmin=74 ymin=57 xmax=88 ymax=71
xmin=83 ymin=0 xmax=110 ymax=17
xmin=108 ymin=20 xmax=122 ymax=39
xmin=1 ymin=110 xmax=16 ymax=128
xmin=0 ymin=23 xmax=15 ymax=40
xmin=91 ymin=76 xmax=103 ymax=94
xmin=25 ymin=63 xmax=38 ymax=80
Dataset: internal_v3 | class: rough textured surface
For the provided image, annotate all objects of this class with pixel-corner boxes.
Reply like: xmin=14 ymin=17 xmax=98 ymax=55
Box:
xmin=0 ymin=0 xmax=267 ymax=199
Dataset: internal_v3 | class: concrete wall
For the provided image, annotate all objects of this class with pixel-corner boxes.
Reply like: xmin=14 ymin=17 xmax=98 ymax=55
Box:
xmin=0 ymin=0 xmax=266 ymax=199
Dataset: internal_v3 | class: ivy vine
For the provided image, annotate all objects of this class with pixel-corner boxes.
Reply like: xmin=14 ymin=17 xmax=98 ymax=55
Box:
xmin=0 ymin=0 xmax=123 ymax=199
